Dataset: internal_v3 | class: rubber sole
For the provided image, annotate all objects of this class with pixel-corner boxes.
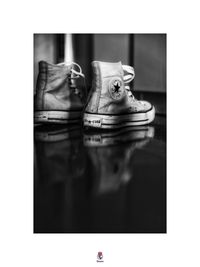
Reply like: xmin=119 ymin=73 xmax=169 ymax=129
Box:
xmin=34 ymin=110 xmax=82 ymax=124
xmin=83 ymin=106 xmax=155 ymax=129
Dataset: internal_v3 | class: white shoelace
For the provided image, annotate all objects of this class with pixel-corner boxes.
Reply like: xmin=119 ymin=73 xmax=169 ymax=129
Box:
xmin=57 ymin=62 xmax=85 ymax=79
xmin=122 ymin=65 xmax=135 ymax=83
xmin=122 ymin=65 xmax=135 ymax=99
xmin=57 ymin=61 xmax=87 ymax=98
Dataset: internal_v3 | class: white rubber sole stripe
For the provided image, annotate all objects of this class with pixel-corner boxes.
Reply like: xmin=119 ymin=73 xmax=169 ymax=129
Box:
xmin=34 ymin=110 xmax=82 ymax=124
xmin=83 ymin=106 xmax=155 ymax=129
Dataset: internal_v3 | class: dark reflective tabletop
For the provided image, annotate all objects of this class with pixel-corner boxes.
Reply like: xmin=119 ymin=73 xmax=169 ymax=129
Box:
xmin=34 ymin=116 xmax=166 ymax=233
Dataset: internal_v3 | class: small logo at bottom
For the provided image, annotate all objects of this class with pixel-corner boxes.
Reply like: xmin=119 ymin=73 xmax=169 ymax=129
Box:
xmin=97 ymin=251 xmax=104 ymax=262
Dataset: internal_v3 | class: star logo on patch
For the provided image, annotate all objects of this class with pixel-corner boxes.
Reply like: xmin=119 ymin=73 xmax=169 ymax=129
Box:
xmin=109 ymin=78 xmax=124 ymax=100
xmin=113 ymin=81 xmax=121 ymax=93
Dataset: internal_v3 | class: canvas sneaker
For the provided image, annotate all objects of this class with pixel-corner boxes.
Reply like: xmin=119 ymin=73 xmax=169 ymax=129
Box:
xmin=83 ymin=61 xmax=155 ymax=129
xmin=34 ymin=61 xmax=85 ymax=124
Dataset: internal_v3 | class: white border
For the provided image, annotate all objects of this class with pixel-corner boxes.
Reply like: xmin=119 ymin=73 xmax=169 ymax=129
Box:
xmin=1 ymin=0 xmax=200 ymax=266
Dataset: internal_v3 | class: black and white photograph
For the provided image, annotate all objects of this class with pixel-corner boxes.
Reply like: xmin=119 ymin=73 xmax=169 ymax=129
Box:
xmin=1 ymin=1 xmax=200 ymax=266
xmin=34 ymin=33 xmax=166 ymax=233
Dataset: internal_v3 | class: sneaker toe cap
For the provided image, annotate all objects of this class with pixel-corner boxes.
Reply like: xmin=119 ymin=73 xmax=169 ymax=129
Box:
xmin=139 ymin=100 xmax=153 ymax=111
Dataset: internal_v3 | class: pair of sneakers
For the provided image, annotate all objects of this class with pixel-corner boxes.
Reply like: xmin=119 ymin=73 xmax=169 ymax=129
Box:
xmin=34 ymin=60 xmax=155 ymax=129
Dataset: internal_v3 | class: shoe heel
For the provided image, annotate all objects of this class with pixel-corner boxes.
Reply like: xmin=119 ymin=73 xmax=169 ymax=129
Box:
xmin=83 ymin=114 xmax=102 ymax=128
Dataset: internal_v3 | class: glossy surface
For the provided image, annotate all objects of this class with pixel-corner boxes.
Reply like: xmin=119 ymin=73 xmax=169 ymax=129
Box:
xmin=34 ymin=116 xmax=166 ymax=233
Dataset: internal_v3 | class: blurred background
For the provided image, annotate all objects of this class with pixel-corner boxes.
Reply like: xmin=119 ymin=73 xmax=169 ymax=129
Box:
xmin=34 ymin=34 xmax=166 ymax=115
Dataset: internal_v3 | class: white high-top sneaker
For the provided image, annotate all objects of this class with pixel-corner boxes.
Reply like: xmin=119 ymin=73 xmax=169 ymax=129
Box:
xmin=83 ymin=61 xmax=155 ymax=129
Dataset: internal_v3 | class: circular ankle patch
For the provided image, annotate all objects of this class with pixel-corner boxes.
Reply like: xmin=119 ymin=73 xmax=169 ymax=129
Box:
xmin=108 ymin=77 xmax=124 ymax=100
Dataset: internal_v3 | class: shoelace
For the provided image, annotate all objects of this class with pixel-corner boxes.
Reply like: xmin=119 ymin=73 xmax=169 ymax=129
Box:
xmin=122 ymin=65 xmax=136 ymax=99
xmin=122 ymin=65 xmax=135 ymax=84
xmin=57 ymin=61 xmax=87 ymax=97
xmin=57 ymin=61 xmax=85 ymax=79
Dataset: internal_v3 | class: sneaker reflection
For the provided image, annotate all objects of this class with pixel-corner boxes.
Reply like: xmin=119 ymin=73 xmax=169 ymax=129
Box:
xmin=34 ymin=125 xmax=155 ymax=233
xmin=34 ymin=125 xmax=86 ymax=232
xmin=84 ymin=126 xmax=154 ymax=195
xmin=34 ymin=125 xmax=85 ymax=183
